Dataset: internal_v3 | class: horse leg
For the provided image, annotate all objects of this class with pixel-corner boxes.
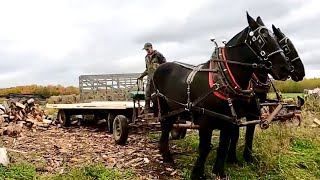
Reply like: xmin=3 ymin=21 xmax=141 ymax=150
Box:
xmin=191 ymin=128 xmax=212 ymax=180
xmin=227 ymin=126 xmax=239 ymax=164
xmin=213 ymin=128 xmax=231 ymax=178
xmin=159 ymin=117 xmax=174 ymax=163
xmin=243 ymin=123 xmax=256 ymax=163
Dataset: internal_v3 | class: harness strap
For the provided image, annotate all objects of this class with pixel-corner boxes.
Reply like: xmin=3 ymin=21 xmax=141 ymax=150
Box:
xmin=221 ymin=48 xmax=241 ymax=89
xmin=187 ymin=65 xmax=204 ymax=84
xmin=209 ymin=47 xmax=254 ymax=100
xmin=270 ymin=80 xmax=282 ymax=101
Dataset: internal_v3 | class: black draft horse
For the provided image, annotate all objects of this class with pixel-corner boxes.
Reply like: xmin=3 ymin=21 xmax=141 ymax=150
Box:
xmin=226 ymin=17 xmax=306 ymax=164
xmin=152 ymin=13 xmax=292 ymax=179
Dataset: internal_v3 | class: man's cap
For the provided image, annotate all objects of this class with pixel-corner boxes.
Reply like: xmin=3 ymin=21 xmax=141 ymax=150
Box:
xmin=142 ymin=42 xmax=152 ymax=50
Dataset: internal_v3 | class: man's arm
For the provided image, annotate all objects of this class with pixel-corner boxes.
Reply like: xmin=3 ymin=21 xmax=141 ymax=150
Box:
xmin=138 ymin=58 xmax=148 ymax=79
xmin=156 ymin=52 xmax=166 ymax=64
xmin=139 ymin=69 xmax=148 ymax=79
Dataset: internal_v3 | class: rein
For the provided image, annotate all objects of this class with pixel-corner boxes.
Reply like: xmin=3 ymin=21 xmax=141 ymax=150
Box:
xmin=154 ymin=25 xmax=287 ymax=125
xmin=250 ymin=72 xmax=271 ymax=92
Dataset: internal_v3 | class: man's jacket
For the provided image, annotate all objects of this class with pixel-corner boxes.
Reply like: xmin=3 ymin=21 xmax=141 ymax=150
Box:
xmin=140 ymin=50 xmax=166 ymax=78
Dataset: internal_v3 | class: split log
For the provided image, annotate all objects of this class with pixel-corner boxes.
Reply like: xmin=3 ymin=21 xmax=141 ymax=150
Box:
xmin=314 ymin=118 xmax=320 ymax=126
xmin=15 ymin=102 xmax=26 ymax=109
xmin=0 ymin=116 xmax=4 ymax=126
xmin=0 ymin=148 xmax=9 ymax=166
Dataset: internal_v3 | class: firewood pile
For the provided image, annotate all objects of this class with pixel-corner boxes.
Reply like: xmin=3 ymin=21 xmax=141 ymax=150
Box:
xmin=0 ymin=98 xmax=54 ymax=137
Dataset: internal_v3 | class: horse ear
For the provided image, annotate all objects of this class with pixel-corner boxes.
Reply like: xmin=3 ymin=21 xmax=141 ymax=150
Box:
xmin=272 ymin=24 xmax=283 ymax=39
xmin=256 ymin=16 xmax=265 ymax=26
xmin=247 ymin=12 xmax=259 ymax=29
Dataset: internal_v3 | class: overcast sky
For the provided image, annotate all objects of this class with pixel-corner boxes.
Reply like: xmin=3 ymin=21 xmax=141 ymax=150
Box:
xmin=0 ymin=0 xmax=319 ymax=88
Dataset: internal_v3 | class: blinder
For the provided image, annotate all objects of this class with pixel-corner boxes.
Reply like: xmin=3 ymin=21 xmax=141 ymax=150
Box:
xmin=246 ymin=26 xmax=284 ymax=70
xmin=279 ymin=36 xmax=301 ymax=73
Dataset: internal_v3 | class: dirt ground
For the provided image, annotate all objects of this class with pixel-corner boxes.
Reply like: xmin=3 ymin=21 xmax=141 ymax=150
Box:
xmin=1 ymin=123 xmax=184 ymax=180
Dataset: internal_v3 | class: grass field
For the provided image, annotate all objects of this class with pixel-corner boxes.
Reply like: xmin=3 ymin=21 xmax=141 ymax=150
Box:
xmin=0 ymin=163 xmax=136 ymax=180
xmin=170 ymin=122 xmax=320 ymax=179
xmin=267 ymin=92 xmax=304 ymax=99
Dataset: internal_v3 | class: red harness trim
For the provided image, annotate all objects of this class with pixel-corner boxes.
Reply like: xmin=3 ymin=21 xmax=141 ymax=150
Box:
xmin=221 ymin=48 xmax=241 ymax=89
xmin=252 ymin=73 xmax=258 ymax=81
xmin=208 ymin=48 xmax=251 ymax=100
xmin=209 ymin=60 xmax=228 ymax=100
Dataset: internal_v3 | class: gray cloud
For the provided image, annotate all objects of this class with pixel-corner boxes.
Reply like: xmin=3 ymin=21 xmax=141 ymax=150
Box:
xmin=134 ymin=0 xmax=303 ymax=44
xmin=0 ymin=0 xmax=319 ymax=88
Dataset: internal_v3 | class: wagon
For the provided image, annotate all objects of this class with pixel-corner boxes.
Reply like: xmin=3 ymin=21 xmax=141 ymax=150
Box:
xmin=46 ymin=73 xmax=188 ymax=145
xmin=46 ymin=73 xmax=304 ymax=145
xmin=46 ymin=90 xmax=189 ymax=144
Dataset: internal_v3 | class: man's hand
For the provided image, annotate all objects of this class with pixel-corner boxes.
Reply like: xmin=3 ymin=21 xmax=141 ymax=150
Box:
xmin=137 ymin=77 xmax=143 ymax=85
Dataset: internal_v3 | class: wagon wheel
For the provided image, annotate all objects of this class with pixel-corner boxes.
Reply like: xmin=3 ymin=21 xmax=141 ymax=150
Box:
xmin=57 ymin=109 xmax=71 ymax=127
xmin=107 ymin=113 xmax=114 ymax=133
xmin=113 ymin=115 xmax=129 ymax=145
xmin=171 ymin=118 xmax=187 ymax=140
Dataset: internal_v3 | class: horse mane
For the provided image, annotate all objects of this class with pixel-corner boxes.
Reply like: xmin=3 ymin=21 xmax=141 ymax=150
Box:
xmin=226 ymin=26 xmax=249 ymax=48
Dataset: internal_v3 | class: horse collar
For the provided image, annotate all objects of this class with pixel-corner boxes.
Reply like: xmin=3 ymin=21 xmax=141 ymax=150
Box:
xmin=208 ymin=47 xmax=254 ymax=101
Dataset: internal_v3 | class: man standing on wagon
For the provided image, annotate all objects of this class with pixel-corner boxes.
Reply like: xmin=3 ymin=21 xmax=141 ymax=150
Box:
xmin=138 ymin=42 xmax=166 ymax=113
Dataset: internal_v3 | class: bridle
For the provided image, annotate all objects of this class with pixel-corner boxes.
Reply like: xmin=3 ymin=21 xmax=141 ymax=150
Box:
xmin=244 ymin=26 xmax=284 ymax=70
xmin=217 ymin=26 xmax=285 ymax=71
xmin=278 ymin=36 xmax=301 ymax=73
xmin=250 ymin=34 xmax=299 ymax=97
xmin=204 ymin=25 xmax=286 ymax=102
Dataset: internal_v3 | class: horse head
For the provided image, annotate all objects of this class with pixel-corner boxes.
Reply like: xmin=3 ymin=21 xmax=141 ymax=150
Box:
xmin=271 ymin=25 xmax=305 ymax=82
xmin=226 ymin=12 xmax=291 ymax=81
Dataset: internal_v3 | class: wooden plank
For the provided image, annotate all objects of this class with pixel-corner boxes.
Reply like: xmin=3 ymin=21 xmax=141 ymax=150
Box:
xmin=46 ymin=103 xmax=126 ymax=109
xmin=46 ymin=101 xmax=145 ymax=110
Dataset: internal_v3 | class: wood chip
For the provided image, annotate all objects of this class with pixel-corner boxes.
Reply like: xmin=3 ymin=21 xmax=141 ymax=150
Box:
xmin=144 ymin=157 xmax=150 ymax=163
xmin=170 ymin=170 xmax=178 ymax=176
xmin=166 ymin=167 xmax=174 ymax=172
xmin=314 ymin=118 xmax=320 ymax=126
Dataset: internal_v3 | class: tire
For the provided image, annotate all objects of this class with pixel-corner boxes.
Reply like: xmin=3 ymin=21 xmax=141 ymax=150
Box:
xmin=107 ymin=113 xmax=114 ymax=133
xmin=57 ymin=109 xmax=71 ymax=127
xmin=113 ymin=115 xmax=129 ymax=145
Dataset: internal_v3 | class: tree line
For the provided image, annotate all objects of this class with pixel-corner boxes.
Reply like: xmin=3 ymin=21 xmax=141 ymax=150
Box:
xmin=0 ymin=85 xmax=79 ymax=97
xmin=272 ymin=78 xmax=320 ymax=93
xmin=0 ymin=78 xmax=319 ymax=97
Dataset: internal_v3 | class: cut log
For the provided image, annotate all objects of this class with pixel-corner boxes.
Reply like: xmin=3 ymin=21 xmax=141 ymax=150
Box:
xmin=314 ymin=118 xmax=320 ymax=126
xmin=15 ymin=102 xmax=26 ymax=109
xmin=0 ymin=128 xmax=5 ymax=136
xmin=0 ymin=148 xmax=9 ymax=166
xmin=0 ymin=116 xmax=4 ymax=126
